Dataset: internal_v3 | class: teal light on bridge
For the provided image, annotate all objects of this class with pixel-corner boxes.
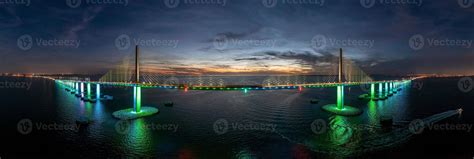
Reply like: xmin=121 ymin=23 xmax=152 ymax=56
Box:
xmin=337 ymin=85 xmax=344 ymax=110
xmin=133 ymin=86 xmax=142 ymax=113
xmin=370 ymin=83 xmax=375 ymax=99
xmin=96 ymin=84 xmax=100 ymax=98
xmin=80 ymin=83 xmax=84 ymax=97
xmin=75 ymin=82 xmax=78 ymax=91
xmin=385 ymin=83 xmax=388 ymax=96
xmin=87 ymin=83 xmax=91 ymax=97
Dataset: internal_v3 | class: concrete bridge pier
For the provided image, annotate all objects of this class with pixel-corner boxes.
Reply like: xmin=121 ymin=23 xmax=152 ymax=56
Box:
xmin=112 ymin=45 xmax=159 ymax=120
xmin=321 ymin=48 xmax=362 ymax=116
xmin=370 ymin=83 xmax=375 ymax=99
xmin=80 ymin=82 xmax=84 ymax=97
xmin=87 ymin=83 xmax=91 ymax=97
xmin=379 ymin=82 xmax=383 ymax=98
xmin=96 ymin=84 xmax=101 ymax=99
xmin=133 ymin=85 xmax=141 ymax=113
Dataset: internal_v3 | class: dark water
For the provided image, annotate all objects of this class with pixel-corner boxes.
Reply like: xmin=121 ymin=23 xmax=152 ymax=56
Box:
xmin=0 ymin=76 xmax=473 ymax=158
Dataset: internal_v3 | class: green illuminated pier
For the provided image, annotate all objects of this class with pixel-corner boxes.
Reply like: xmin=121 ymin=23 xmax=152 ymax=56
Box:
xmin=112 ymin=46 xmax=158 ymax=120
xmin=321 ymin=48 xmax=362 ymax=116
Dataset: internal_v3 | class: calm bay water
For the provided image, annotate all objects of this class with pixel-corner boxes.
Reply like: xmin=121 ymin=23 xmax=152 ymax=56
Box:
xmin=0 ymin=76 xmax=473 ymax=158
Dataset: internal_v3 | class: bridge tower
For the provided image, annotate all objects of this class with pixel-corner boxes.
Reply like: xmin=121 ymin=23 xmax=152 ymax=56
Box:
xmin=337 ymin=48 xmax=345 ymax=109
xmin=338 ymin=48 xmax=343 ymax=83
xmin=321 ymin=48 xmax=362 ymax=116
xmin=134 ymin=45 xmax=141 ymax=113
xmin=112 ymin=45 xmax=159 ymax=120
xmin=135 ymin=45 xmax=140 ymax=83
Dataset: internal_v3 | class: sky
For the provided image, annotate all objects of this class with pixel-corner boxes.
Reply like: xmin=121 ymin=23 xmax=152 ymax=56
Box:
xmin=0 ymin=0 xmax=472 ymax=75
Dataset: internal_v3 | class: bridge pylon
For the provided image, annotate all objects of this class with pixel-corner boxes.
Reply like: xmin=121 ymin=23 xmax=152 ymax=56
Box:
xmin=321 ymin=48 xmax=362 ymax=116
xmin=112 ymin=45 xmax=159 ymax=120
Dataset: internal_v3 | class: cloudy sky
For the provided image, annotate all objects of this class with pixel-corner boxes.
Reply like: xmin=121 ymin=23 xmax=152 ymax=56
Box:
xmin=0 ymin=0 xmax=472 ymax=75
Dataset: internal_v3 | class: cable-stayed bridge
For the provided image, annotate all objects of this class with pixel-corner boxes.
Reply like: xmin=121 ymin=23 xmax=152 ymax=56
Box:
xmin=54 ymin=46 xmax=413 ymax=118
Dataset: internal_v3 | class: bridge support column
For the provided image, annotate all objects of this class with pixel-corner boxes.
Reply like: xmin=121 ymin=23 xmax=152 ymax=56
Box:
xmin=390 ymin=82 xmax=393 ymax=93
xmin=385 ymin=82 xmax=388 ymax=96
xmin=133 ymin=86 xmax=141 ymax=113
xmin=337 ymin=85 xmax=344 ymax=110
xmin=87 ymin=83 xmax=91 ymax=97
xmin=80 ymin=83 xmax=84 ymax=97
xmin=321 ymin=84 xmax=362 ymax=116
xmin=379 ymin=83 xmax=383 ymax=97
xmin=112 ymin=85 xmax=158 ymax=120
xmin=321 ymin=48 xmax=361 ymax=116
xmin=370 ymin=83 xmax=375 ymax=99
xmin=96 ymin=84 xmax=100 ymax=99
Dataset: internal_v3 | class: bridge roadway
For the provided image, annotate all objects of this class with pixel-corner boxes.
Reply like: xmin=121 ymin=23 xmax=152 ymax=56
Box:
xmin=54 ymin=78 xmax=413 ymax=91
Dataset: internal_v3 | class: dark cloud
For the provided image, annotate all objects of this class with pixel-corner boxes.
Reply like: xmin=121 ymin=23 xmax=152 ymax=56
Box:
xmin=234 ymin=56 xmax=273 ymax=61
xmin=0 ymin=0 xmax=471 ymax=75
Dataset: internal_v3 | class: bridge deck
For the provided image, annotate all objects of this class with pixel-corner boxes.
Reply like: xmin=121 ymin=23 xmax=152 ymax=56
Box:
xmin=55 ymin=78 xmax=411 ymax=91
